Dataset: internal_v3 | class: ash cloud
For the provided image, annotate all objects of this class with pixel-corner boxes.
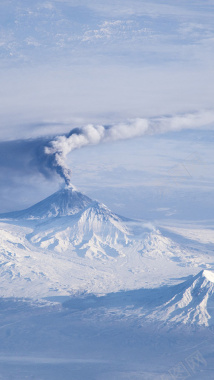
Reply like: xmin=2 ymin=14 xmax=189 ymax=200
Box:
xmin=0 ymin=110 xmax=213 ymax=188
xmin=44 ymin=110 xmax=214 ymax=185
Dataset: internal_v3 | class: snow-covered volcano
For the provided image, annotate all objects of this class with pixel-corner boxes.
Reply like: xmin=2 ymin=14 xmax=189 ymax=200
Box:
xmin=0 ymin=185 xmax=131 ymax=258
xmin=0 ymin=185 xmax=93 ymax=220
xmin=150 ymin=270 xmax=214 ymax=326
xmin=25 ymin=187 xmax=131 ymax=257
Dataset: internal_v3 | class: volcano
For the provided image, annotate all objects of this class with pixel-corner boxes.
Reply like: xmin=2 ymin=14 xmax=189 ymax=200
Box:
xmin=0 ymin=185 xmax=93 ymax=220
xmin=0 ymin=185 xmax=131 ymax=258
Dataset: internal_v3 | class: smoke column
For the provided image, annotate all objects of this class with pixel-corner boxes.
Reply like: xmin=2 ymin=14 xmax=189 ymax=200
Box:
xmin=44 ymin=110 xmax=214 ymax=185
xmin=44 ymin=119 xmax=149 ymax=185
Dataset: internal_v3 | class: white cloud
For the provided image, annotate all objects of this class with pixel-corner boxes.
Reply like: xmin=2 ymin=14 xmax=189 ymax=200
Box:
xmin=81 ymin=19 xmax=153 ymax=43
xmin=25 ymin=37 xmax=41 ymax=47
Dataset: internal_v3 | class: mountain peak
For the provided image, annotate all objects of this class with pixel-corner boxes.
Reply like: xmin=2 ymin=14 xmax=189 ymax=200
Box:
xmin=0 ymin=185 xmax=93 ymax=220
xmin=151 ymin=269 xmax=214 ymax=326
xmin=201 ymin=270 xmax=214 ymax=283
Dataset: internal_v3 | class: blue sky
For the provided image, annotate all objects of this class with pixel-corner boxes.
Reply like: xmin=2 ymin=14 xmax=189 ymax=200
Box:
xmin=0 ymin=0 xmax=214 ymax=219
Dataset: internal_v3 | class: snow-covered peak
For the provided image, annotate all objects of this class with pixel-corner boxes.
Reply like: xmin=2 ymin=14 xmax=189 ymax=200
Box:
xmin=0 ymin=185 xmax=132 ymax=257
xmin=201 ymin=270 xmax=214 ymax=283
xmin=0 ymin=186 xmax=93 ymax=220
xmin=151 ymin=269 xmax=214 ymax=326
xmin=25 ymin=190 xmax=131 ymax=256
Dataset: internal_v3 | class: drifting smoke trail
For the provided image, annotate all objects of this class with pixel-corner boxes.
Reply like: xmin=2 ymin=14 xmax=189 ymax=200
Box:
xmin=44 ymin=110 xmax=214 ymax=185
xmin=44 ymin=119 xmax=148 ymax=185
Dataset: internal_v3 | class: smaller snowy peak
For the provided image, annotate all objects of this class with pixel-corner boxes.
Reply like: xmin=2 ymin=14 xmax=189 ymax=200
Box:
xmin=150 ymin=269 xmax=214 ymax=327
xmin=0 ymin=186 xmax=93 ymax=221
xmin=202 ymin=270 xmax=214 ymax=283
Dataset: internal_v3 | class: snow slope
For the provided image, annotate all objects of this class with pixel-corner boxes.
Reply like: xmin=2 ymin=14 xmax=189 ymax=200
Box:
xmin=61 ymin=269 xmax=214 ymax=327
